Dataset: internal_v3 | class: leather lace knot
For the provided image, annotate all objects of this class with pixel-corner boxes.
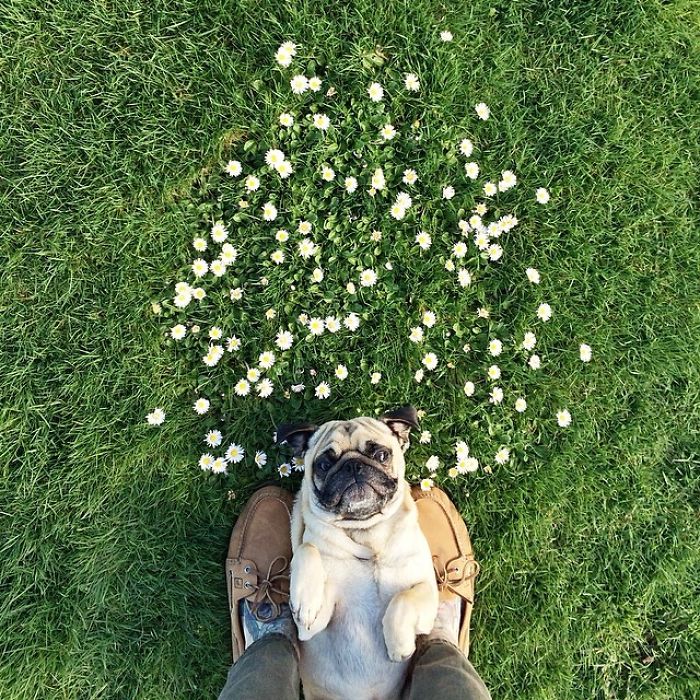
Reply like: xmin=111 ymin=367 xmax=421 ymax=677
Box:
xmin=246 ymin=555 xmax=290 ymax=622
xmin=433 ymin=554 xmax=480 ymax=604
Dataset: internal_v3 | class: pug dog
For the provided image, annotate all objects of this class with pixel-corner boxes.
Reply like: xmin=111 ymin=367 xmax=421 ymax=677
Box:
xmin=275 ymin=406 xmax=439 ymax=700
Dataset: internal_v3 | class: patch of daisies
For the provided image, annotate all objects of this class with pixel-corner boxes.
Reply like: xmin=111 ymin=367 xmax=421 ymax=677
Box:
xmin=150 ymin=35 xmax=593 ymax=487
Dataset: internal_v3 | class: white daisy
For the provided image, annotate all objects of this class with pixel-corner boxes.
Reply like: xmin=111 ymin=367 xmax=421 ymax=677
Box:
xmin=264 ymin=149 xmax=286 ymax=168
xmin=445 ymin=260 xmax=456 ymax=272
xmin=522 ymin=332 xmax=537 ymax=350
xmin=422 ymin=352 xmax=438 ymax=370
xmin=422 ymin=310 xmax=437 ymax=328
xmin=537 ymin=303 xmax=552 ymax=322
xmin=390 ymin=203 xmax=406 ymax=220
xmin=346 ymin=282 xmax=356 ymax=294
xmin=344 ymin=313 xmax=360 ymax=331
xmin=298 ymin=238 xmax=317 ymax=259
xmin=371 ymin=168 xmax=386 ymax=190
xmin=205 ymin=430 xmax=223 ymax=448
xmin=528 ymin=354 xmax=541 ymax=370
xmin=298 ymin=220 xmax=312 ymax=235
xmin=244 ymin=175 xmax=260 ymax=191
xmin=315 ymin=382 xmax=331 ymax=399
xmin=335 ymin=364 xmax=348 ymax=380
xmin=262 ymin=202 xmax=278 ymax=221
xmin=308 ymin=317 xmax=325 ymax=335
xmin=255 ymin=451 xmax=268 ymax=467
xmin=234 ymin=379 xmax=251 ymax=396
xmin=226 ymin=336 xmax=242 ymax=352
xmin=489 ymin=339 xmax=503 ymax=356
xmin=489 ymin=386 xmax=504 ymax=404
xmin=279 ymin=112 xmax=294 ymax=127
xmin=515 ymin=397 xmax=527 ymax=413
xmin=225 ymin=443 xmax=245 ymax=463
xmin=325 ymin=316 xmax=341 ymax=333
xmin=225 ymin=160 xmax=242 ymax=177
xmin=370 ymin=372 xmax=381 ymax=385
xmin=321 ymin=165 xmax=335 ymax=181
xmin=290 ymin=74 xmax=309 ymax=94
xmin=278 ymin=463 xmax=292 ymax=477
xmin=271 ymin=249 xmax=285 ymax=265
xmin=536 ymin=187 xmax=550 ymax=204
xmin=580 ymin=343 xmax=592 ymax=362
xmin=459 ymin=139 xmax=474 ymax=157
xmin=258 ymin=351 xmax=276 ymax=369
xmin=475 ymin=102 xmax=490 ymax=120
xmin=276 ymin=160 xmax=293 ymax=178
xmin=246 ymin=368 xmax=261 ymax=383
xmin=414 ymin=369 xmax=424 ymax=383
xmin=464 ymin=381 xmax=475 ymax=397
xmin=399 ymin=73 xmax=418 ymax=93
xmin=526 ymin=267 xmax=541 ymax=284
xmin=426 ymin=455 xmax=440 ymax=472
xmin=313 ymin=113 xmax=330 ymax=130
xmin=275 ymin=330 xmax=294 ymax=351
xmin=403 ymin=168 xmax=418 ymax=185
xmin=170 ymin=324 xmax=186 ymax=340
xmin=368 ymin=82 xmax=384 ymax=101
xmin=192 ymin=259 xmax=208 ymax=278
xmin=453 ymin=241 xmax=468 ymax=258
xmin=443 ymin=186 xmax=455 ymax=200
xmin=360 ymin=269 xmax=377 ymax=287
xmin=465 ymin=162 xmax=480 ymax=180
xmin=440 ymin=30 xmax=453 ymax=41
xmin=275 ymin=229 xmax=290 ymax=243
xmin=308 ymin=76 xmax=322 ymax=92
xmin=557 ymin=409 xmax=572 ymax=427
xmin=487 ymin=364 xmax=501 ymax=380
xmin=230 ymin=287 xmax=244 ymax=301
xmin=416 ymin=231 xmax=432 ymax=250
xmin=409 ymin=327 xmax=424 ymax=343
xmin=221 ymin=243 xmax=238 ymax=265
xmin=420 ymin=477 xmax=434 ymax=492
xmin=381 ymin=123 xmax=396 ymax=140
xmin=194 ymin=398 xmax=210 ymax=415
xmin=458 ymin=269 xmax=472 ymax=287
xmin=146 ymin=408 xmax=165 ymax=426
xmin=209 ymin=259 xmax=227 ymax=277
xmin=344 ymin=176 xmax=358 ymax=193
xmin=193 ymin=237 xmax=207 ymax=252
xmin=488 ymin=244 xmax=503 ymax=261
xmin=199 ymin=454 xmax=214 ymax=471
xmin=483 ymin=181 xmax=497 ymax=197
xmin=257 ymin=378 xmax=274 ymax=398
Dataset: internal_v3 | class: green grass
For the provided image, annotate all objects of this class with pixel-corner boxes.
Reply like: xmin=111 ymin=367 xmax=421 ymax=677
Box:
xmin=1 ymin=1 xmax=699 ymax=698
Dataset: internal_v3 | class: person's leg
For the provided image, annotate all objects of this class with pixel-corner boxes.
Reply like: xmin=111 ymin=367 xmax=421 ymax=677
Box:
xmin=407 ymin=486 xmax=490 ymax=699
xmin=218 ymin=486 xmax=300 ymax=700
xmin=403 ymin=639 xmax=490 ymax=700
xmin=218 ymin=633 xmax=299 ymax=700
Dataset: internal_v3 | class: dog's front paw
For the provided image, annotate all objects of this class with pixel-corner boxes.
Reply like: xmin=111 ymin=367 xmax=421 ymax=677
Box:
xmin=290 ymin=543 xmax=326 ymax=638
xmin=382 ymin=593 xmax=417 ymax=662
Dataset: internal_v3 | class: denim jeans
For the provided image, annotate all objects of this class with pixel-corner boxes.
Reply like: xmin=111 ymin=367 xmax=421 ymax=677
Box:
xmin=218 ymin=633 xmax=491 ymax=700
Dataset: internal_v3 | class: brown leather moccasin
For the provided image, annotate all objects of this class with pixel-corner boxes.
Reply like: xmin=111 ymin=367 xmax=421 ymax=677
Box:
xmin=412 ymin=485 xmax=481 ymax=657
xmin=225 ymin=486 xmax=295 ymax=662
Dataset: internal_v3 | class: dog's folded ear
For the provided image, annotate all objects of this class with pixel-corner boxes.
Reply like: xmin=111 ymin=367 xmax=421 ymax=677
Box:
xmin=380 ymin=405 xmax=419 ymax=451
xmin=275 ymin=422 xmax=319 ymax=457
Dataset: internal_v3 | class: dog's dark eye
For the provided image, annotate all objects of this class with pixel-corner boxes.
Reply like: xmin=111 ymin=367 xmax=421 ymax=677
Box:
xmin=374 ymin=449 xmax=390 ymax=463
xmin=315 ymin=452 xmax=335 ymax=472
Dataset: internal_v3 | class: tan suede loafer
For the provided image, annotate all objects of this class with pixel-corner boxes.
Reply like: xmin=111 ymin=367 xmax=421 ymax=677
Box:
xmin=225 ymin=486 xmax=295 ymax=662
xmin=412 ymin=485 xmax=480 ymax=657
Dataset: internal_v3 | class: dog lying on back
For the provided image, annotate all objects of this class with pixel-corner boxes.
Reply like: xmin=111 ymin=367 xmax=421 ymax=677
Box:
xmin=277 ymin=406 xmax=438 ymax=700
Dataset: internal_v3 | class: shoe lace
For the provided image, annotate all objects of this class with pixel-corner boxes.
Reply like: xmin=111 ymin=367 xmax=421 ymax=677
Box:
xmin=247 ymin=555 xmax=290 ymax=622
xmin=432 ymin=554 xmax=480 ymax=604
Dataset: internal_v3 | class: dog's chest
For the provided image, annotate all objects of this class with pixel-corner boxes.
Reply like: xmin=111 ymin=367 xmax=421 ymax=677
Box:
xmin=300 ymin=556 xmax=409 ymax=700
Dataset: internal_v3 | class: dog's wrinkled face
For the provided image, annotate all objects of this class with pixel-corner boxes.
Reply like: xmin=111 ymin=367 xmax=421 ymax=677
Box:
xmin=308 ymin=418 xmax=401 ymax=520
xmin=276 ymin=406 xmax=419 ymax=523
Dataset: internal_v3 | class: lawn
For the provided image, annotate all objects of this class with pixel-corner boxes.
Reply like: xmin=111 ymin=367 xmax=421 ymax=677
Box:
xmin=1 ymin=1 xmax=699 ymax=698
